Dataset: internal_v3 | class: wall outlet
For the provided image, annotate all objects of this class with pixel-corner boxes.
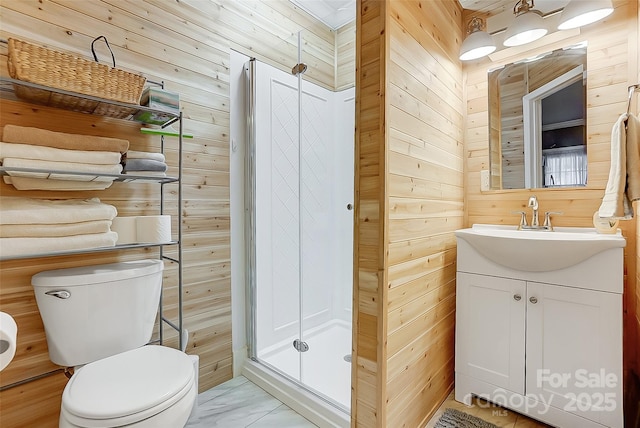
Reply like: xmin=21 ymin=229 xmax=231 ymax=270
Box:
xmin=480 ymin=170 xmax=491 ymax=191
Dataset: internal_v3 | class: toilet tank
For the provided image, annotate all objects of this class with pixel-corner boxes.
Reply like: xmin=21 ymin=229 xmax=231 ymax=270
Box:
xmin=31 ymin=260 xmax=164 ymax=367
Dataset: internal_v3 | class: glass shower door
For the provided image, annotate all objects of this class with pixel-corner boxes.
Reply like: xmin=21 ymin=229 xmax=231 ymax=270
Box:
xmin=298 ymin=30 xmax=354 ymax=411
xmin=251 ymin=57 xmax=303 ymax=383
xmin=248 ymin=29 xmax=354 ymax=411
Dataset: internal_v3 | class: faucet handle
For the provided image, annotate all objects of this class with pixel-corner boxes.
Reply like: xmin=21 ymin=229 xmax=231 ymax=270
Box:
xmin=543 ymin=211 xmax=563 ymax=229
xmin=512 ymin=210 xmax=528 ymax=229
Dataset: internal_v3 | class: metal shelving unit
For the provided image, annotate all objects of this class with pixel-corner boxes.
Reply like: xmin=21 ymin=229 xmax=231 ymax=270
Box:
xmin=0 ymin=76 xmax=180 ymax=124
xmin=0 ymin=76 xmax=185 ymax=351
xmin=0 ymin=166 xmax=179 ymax=184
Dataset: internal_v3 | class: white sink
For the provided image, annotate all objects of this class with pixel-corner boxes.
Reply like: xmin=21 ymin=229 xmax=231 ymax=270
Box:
xmin=455 ymin=224 xmax=626 ymax=272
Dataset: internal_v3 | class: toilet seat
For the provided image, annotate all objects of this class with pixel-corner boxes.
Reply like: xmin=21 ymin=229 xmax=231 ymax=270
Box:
xmin=61 ymin=345 xmax=195 ymax=427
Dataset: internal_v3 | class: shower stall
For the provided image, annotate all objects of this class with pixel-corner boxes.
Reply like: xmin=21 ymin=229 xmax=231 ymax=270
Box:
xmin=244 ymin=32 xmax=355 ymax=416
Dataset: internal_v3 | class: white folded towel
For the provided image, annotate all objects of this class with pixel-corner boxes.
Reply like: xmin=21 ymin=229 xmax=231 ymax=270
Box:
xmin=0 ymin=219 xmax=112 ymax=238
xmin=0 ymin=197 xmax=117 ymax=225
xmin=0 ymin=142 xmax=122 ymax=165
xmin=598 ymin=113 xmax=640 ymax=219
xmin=126 ymin=150 xmax=166 ymax=162
xmin=0 ymin=232 xmax=118 ymax=258
xmin=3 ymin=176 xmax=113 ymax=191
xmin=3 ymin=158 xmax=122 ymax=182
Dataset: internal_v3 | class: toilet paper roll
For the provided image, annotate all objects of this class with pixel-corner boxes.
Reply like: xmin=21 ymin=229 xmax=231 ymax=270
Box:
xmin=0 ymin=311 xmax=18 ymax=372
xmin=136 ymin=215 xmax=172 ymax=244
xmin=111 ymin=216 xmax=138 ymax=245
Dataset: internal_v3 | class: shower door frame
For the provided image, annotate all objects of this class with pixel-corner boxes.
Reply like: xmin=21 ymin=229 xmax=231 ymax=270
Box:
xmin=244 ymin=55 xmax=353 ymax=413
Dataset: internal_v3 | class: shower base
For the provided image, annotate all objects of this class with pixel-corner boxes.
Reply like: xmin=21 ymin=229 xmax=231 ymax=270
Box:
xmin=244 ymin=320 xmax=351 ymax=427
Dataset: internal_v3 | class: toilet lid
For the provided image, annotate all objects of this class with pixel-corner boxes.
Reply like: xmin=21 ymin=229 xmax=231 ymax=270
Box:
xmin=62 ymin=345 xmax=194 ymax=420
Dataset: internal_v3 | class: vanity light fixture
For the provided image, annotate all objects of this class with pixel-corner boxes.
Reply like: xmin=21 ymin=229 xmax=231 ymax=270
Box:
xmin=557 ymin=0 xmax=613 ymax=30
xmin=503 ymin=0 xmax=548 ymax=47
xmin=459 ymin=16 xmax=496 ymax=61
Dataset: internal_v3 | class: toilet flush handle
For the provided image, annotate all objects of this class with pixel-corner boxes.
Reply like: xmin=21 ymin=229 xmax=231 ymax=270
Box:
xmin=45 ymin=290 xmax=71 ymax=299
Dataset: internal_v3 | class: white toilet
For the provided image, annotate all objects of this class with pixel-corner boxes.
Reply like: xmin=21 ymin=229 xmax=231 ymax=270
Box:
xmin=31 ymin=260 xmax=196 ymax=428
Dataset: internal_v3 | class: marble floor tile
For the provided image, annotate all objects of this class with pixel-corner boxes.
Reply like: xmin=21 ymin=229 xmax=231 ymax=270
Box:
xmin=186 ymin=379 xmax=282 ymax=427
xmin=247 ymin=404 xmax=317 ymax=427
xmin=197 ymin=375 xmax=250 ymax=405
xmin=188 ymin=378 xmax=554 ymax=428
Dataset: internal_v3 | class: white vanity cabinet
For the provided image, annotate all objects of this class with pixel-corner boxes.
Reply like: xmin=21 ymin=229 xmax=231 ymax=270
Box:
xmin=455 ymin=228 xmax=624 ymax=428
xmin=456 ymin=273 xmax=526 ymax=395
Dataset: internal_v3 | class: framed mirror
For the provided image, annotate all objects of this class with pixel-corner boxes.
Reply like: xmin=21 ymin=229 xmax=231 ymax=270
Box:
xmin=488 ymin=43 xmax=587 ymax=189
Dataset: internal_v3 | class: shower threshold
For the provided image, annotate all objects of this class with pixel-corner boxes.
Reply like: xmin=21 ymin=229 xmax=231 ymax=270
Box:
xmin=242 ymin=359 xmax=350 ymax=427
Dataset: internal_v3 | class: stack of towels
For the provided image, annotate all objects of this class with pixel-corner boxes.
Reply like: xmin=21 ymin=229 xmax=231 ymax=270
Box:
xmin=123 ymin=150 xmax=168 ymax=177
xmin=0 ymin=197 xmax=118 ymax=258
xmin=0 ymin=125 xmax=128 ymax=191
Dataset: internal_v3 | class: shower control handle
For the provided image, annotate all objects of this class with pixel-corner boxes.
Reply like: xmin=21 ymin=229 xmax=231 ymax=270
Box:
xmin=347 ymin=203 xmax=353 ymax=210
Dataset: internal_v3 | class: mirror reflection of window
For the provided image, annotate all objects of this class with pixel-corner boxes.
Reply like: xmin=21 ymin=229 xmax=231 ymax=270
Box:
xmin=541 ymin=79 xmax=586 ymax=187
xmin=488 ymin=43 xmax=587 ymax=190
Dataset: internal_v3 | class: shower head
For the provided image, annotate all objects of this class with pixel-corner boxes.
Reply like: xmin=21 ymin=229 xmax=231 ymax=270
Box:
xmin=291 ymin=63 xmax=307 ymax=75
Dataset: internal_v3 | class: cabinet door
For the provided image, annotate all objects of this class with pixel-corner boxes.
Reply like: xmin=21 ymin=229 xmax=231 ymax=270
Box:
xmin=456 ymin=272 xmax=526 ymax=394
xmin=526 ymin=282 xmax=622 ymax=427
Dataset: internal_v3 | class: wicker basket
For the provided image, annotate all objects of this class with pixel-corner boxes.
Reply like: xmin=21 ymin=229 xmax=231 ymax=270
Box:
xmin=7 ymin=38 xmax=146 ymax=105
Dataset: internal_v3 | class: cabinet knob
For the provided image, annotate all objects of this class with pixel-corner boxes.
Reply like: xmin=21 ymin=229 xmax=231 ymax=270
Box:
xmin=347 ymin=203 xmax=353 ymax=211
xmin=529 ymin=296 xmax=538 ymax=304
xmin=513 ymin=294 xmax=522 ymax=301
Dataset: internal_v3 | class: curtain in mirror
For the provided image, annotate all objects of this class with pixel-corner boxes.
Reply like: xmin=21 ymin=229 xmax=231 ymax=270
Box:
xmin=542 ymin=146 xmax=587 ymax=187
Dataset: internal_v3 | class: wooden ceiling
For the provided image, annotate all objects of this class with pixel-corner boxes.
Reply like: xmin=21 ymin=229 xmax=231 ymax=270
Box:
xmin=459 ymin=0 xmax=513 ymax=15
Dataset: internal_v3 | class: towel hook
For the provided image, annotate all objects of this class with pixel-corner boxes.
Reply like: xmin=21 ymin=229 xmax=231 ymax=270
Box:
xmin=627 ymin=83 xmax=640 ymax=114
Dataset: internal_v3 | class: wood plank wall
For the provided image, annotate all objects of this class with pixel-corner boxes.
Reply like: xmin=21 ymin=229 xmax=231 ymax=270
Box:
xmin=0 ymin=1 xmax=354 ymax=426
xmin=353 ymin=1 xmax=386 ymax=426
xmin=496 ymin=61 xmax=527 ymax=189
xmin=353 ymin=0 xmax=464 ymax=426
xmin=385 ymin=1 xmax=463 ymax=427
xmin=337 ymin=20 xmax=356 ymax=91
xmin=463 ymin=0 xmax=639 ymax=419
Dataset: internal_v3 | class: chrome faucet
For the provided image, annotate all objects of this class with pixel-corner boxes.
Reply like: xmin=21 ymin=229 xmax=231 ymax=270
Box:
xmin=515 ymin=195 xmax=562 ymax=230
xmin=528 ymin=195 xmax=539 ymax=227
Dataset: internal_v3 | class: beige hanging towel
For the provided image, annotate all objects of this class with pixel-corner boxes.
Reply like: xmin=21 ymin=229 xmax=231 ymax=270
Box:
xmin=598 ymin=113 xmax=640 ymax=219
